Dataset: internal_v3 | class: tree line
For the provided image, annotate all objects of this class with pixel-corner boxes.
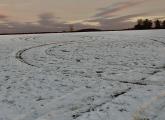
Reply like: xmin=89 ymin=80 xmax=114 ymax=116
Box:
xmin=134 ymin=19 xmax=165 ymax=30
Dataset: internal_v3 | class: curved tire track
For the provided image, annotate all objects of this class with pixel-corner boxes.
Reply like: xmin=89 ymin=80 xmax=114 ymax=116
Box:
xmin=15 ymin=41 xmax=73 ymax=68
xmin=14 ymin=37 xmax=165 ymax=120
xmin=15 ymin=38 xmax=165 ymax=86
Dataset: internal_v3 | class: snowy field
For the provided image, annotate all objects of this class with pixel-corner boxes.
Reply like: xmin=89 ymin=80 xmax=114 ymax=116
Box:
xmin=0 ymin=30 xmax=165 ymax=120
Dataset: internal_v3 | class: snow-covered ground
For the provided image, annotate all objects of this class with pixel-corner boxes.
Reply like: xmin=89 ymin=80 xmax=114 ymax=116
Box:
xmin=0 ymin=30 xmax=165 ymax=120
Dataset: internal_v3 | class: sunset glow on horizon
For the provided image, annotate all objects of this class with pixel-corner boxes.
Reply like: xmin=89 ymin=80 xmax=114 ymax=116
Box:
xmin=0 ymin=0 xmax=165 ymax=33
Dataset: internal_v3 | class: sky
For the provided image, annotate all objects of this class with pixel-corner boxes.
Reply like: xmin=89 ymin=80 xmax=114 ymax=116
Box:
xmin=0 ymin=0 xmax=165 ymax=33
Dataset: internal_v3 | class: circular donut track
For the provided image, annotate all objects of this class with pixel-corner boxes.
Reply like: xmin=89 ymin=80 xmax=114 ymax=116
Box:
xmin=15 ymin=38 xmax=165 ymax=86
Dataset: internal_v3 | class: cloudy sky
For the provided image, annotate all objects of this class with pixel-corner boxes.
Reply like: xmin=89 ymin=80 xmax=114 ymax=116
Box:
xmin=0 ymin=0 xmax=165 ymax=33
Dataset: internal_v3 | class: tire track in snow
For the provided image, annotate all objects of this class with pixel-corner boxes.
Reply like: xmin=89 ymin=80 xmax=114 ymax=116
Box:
xmin=15 ymin=41 xmax=74 ymax=68
xmin=104 ymin=39 xmax=165 ymax=86
xmin=14 ymin=36 xmax=165 ymax=120
xmin=150 ymin=39 xmax=165 ymax=47
xmin=16 ymin=48 xmax=40 ymax=68
xmin=17 ymin=84 xmax=131 ymax=120
xmin=132 ymin=39 xmax=165 ymax=120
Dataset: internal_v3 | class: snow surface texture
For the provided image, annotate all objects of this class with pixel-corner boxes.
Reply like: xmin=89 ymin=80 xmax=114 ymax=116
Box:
xmin=0 ymin=30 xmax=165 ymax=120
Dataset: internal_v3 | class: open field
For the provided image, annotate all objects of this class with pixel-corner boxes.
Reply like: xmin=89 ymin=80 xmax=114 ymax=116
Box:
xmin=0 ymin=30 xmax=165 ymax=120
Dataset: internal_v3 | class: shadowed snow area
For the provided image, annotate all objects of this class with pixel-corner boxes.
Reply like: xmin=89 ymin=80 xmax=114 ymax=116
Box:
xmin=0 ymin=30 xmax=165 ymax=120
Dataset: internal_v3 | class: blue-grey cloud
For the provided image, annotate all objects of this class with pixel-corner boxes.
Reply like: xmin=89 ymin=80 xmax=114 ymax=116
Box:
xmin=0 ymin=13 xmax=68 ymax=34
xmin=0 ymin=13 xmax=96 ymax=34
xmin=94 ymin=0 xmax=146 ymax=18
xmin=88 ymin=13 xmax=147 ymax=30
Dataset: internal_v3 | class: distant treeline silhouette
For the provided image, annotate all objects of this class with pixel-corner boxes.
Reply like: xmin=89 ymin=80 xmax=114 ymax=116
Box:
xmin=134 ymin=19 xmax=165 ymax=30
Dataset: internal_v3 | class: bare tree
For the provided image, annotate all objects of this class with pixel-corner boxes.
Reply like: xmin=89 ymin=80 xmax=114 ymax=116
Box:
xmin=134 ymin=19 xmax=143 ymax=29
xmin=162 ymin=20 xmax=165 ymax=29
xmin=134 ymin=19 xmax=152 ymax=29
xmin=143 ymin=19 xmax=152 ymax=29
xmin=154 ymin=20 xmax=161 ymax=29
